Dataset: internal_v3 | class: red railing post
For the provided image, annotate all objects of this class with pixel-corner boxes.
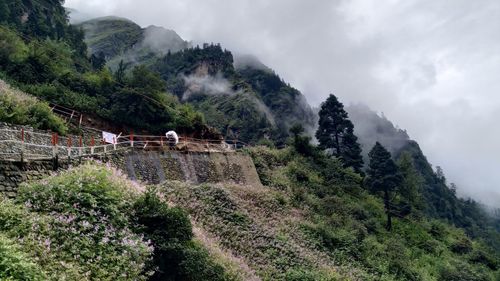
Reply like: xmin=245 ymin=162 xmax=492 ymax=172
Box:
xmin=53 ymin=133 xmax=59 ymax=158
xmin=67 ymin=136 xmax=72 ymax=157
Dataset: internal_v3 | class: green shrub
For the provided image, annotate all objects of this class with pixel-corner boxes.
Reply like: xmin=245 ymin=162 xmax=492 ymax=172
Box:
xmin=451 ymin=236 xmax=473 ymax=254
xmin=133 ymin=188 xmax=230 ymax=281
xmin=23 ymin=83 xmax=101 ymax=113
xmin=0 ymin=27 xmax=28 ymax=65
xmin=469 ymin=249 xmax=499 ymax=270
xmin=284 ymin=268 xmax=321 ymax=281
xmin=439 ymin=261 xmax=491 ymax=281
xmin=0 ymin=197 xmax=85 ymax=280
xmin=0 ymin=234 xmax=46 ymax=281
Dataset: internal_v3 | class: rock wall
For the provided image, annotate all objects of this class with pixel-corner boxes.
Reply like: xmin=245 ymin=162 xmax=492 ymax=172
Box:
xmin=0 ymin=159 xmax=78 ymax=197
xmin=109 ymin=150 xmax=262 ymax=187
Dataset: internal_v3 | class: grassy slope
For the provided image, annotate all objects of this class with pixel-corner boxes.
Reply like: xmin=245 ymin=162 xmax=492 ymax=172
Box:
xmin=79 ymin=17 xmax=188 ymax=70
xmin=160 ymin=146 xmax=500 ymax=281
xmin=161 ymin=181 xmax=345 ymax=280
xmin=79 ymin=17 xmax=143 ymax=58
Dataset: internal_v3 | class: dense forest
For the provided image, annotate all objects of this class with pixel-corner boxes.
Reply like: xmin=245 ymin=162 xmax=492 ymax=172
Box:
xmin=0 ymin=0 xmax=208 ymax=137
xmin=0 ymin=0 xmax=499 ymax=280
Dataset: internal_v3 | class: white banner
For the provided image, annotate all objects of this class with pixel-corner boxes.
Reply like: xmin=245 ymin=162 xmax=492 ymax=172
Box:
xmin=102 ymin=131 xmax=117 ymax=144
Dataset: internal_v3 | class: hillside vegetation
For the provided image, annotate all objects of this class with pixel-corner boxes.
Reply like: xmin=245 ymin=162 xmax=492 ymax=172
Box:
xmin=78 ymin=17 xmax=188 ymax=70
xmin=0 ymin=164 xmax=232 ymax=280
xmin=0 ymin=79 xmax=67 ymax=134
xmin=0 ymin=17 xmax=209 ymax=137
xmin=160 ymin=145 xmax=499 ymax=280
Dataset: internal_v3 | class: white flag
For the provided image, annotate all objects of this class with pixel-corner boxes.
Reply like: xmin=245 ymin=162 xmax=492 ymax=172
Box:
xmin=102 ymin=131 xmax=117 ymax=144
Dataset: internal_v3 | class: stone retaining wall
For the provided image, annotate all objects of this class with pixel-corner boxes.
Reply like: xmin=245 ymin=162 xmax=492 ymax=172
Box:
xmin=108 ymin=150 xmax=262 ymax=187
xmin=0 ymin=122 xmax=102 ymax=159
xmin=0 ymin=158 xmax=78 ymax=197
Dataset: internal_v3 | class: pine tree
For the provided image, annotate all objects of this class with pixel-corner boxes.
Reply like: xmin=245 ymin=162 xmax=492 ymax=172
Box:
xmin=115 ymin=60 xmax=128 ymax=83
xmin=290 ymin=123 xmax=314 ymax=156
xmin=340 ymin=122 xmax=364 ymax=174
xmin=366 ymin=142 xmax=403 ymax=230
xmin=397 ymin=152 xmax=423 ymax=209
xmin=316 ymin=94 xmax=364 ymax=173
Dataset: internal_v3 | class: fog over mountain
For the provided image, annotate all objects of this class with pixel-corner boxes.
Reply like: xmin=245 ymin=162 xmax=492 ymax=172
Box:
xmin=65 ymin=0 xmax=500 ymax=206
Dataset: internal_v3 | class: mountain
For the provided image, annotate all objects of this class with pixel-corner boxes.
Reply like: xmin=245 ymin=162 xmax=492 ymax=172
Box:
xmin=78 ymin=16 xmax=189 ymax=69
xmin=348 ymin=103 xmax=500 ymax=251
xmin=151 ymin=44 xmax=317 ymax=144
xmin=80 ymin=16 xmax=316 ymax=144
xmin=1 ymin=2 xmax=499 ymax=280
xmin=347 ymin=103 xmax=410 ymax=160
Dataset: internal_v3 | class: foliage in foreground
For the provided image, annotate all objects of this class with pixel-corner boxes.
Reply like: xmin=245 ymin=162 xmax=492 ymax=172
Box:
xmin=0 ymin=164 xmax=231 ymax=280
xmin=132 ymin=188 xmax=231 ymax=281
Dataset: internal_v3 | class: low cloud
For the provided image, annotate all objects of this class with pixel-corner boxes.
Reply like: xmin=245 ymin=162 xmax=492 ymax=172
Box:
xmin=181 ymin=72 xmax=276 ymax=125
xmin=181 ymin=72 xmax=235 ymax=100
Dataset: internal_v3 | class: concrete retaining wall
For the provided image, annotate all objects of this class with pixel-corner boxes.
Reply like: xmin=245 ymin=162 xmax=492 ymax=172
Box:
xmin=109 ymin=150 xmax=262 ymax=187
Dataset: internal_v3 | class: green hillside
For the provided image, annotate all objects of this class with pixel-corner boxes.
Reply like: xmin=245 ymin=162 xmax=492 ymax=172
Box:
xmin=151 ymin=44 xmax=316 ymax=144
xmin=79 ymin=16 xmax=144 ymax=59
xmin=153 ymin=143 xmax=500 ymax=280
xmin=78 ymin=16 xmax=189 ymax=70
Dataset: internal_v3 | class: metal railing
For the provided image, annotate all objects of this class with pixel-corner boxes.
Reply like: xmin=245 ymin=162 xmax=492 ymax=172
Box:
xmin=0 ymin=128 xmax=248 ymax=161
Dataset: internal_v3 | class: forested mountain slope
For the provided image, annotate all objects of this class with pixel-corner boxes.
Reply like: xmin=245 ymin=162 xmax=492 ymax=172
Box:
xmin=79 ymin=15 xmax=316 ymax=144
xmin=347 ymin=103 xmax=500 ymax=252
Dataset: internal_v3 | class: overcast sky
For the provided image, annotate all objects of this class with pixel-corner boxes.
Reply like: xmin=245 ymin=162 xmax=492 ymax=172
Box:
xmin=65 ymin=0 xmax=500 ymax=206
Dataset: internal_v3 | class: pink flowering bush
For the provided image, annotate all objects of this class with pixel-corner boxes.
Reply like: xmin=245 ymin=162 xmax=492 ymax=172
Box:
xmin=5 ymin=163 xmax=154 ymax=280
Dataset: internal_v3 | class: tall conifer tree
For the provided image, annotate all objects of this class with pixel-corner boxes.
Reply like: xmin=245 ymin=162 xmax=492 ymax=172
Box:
xmin=366 ymin=142 xmax=403 ymax=230
xmin=316 ymin=94 xmax=364 ymax=173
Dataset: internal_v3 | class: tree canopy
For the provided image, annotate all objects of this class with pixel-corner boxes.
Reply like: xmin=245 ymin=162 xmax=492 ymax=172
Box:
xmin=366 ymin=142 xmax=403 ymax=230
xmin=316 ymin=94 xmax=364 ymax=173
